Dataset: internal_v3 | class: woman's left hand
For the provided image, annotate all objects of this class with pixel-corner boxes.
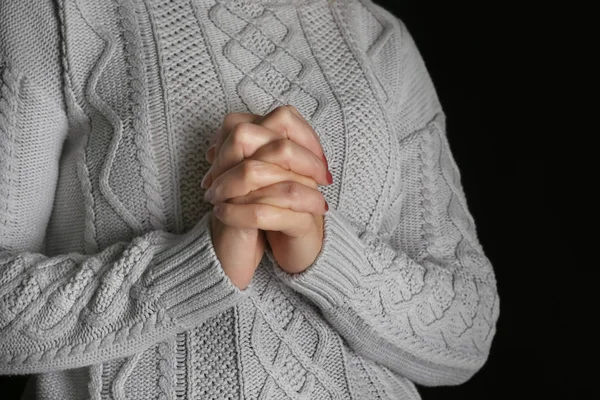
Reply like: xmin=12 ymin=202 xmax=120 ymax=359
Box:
xmin=202 ymin=105 xmax=333 ymax=274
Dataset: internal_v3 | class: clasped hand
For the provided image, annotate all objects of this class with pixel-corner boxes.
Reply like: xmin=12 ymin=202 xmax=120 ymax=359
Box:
xmin=201 ymin=105 xmax=332 ymax=290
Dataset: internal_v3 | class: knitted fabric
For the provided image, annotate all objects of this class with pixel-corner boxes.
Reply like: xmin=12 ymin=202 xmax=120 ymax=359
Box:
xmin=0 ymin=0 xmax=499 ymax=398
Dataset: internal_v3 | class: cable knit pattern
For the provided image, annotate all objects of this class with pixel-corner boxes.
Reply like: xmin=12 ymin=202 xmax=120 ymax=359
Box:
xmin=0 ymin=0 xmax=498 ymax=399
xmin=208 ymin=0 xmax=328 ymax=122
xmin=236 ymin=264 xmax=353 ymax=399
xmin=116 ymin=0 xmax=168 ymax=232
xmin=0 ymin=58 xmax=19 ymax=240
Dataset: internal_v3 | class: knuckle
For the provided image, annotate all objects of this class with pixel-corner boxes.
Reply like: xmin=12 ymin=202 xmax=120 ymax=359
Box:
xmin=284 ymin=181 xmax=301 ymax=199
xmin=221 ymin=113 xmax=237 ymax=129
xmin=284 ymin=104 xmax=299 ymax=116
xmin=231 ymin=122 xmax=252 ymax=146
xmin=274 ymin=105 xmax=296 ymax=125
xmin=275 ymin=139 xmax=294 ymax=160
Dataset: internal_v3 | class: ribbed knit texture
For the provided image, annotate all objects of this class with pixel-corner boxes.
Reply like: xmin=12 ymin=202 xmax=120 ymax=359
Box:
xmin=0 ymin=0 xmax=499 ymax=398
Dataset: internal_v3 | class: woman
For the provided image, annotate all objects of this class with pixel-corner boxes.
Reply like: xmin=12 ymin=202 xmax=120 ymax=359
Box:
xmin=0 ymin=0 xmax=499 ymax=398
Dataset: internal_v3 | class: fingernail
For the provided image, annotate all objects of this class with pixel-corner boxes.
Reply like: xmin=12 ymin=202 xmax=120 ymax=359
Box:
xmin=326 ymin=170 xmax=333 ymax=185
xmin=325 ymin=201 xmax=329 ymax=212
xmin=321 ymin=153 xmax=329 ymax=170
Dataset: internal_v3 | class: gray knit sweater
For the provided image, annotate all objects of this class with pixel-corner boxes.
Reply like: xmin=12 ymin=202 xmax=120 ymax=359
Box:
xmin=0 ymin=0 xmax=499 ymax=398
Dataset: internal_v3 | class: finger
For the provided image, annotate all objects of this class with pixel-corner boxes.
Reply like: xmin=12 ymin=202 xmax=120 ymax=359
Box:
xmin=203 ymin=105 xmax=329 ymax=189
xmin=213 ymin=202 xmax=316 ymax=238
xmin=204 ymin=159 xmax=317 ymax=205
xmin=249 ymin=139 xmax=329 ymax=186
xmin=205 ymin=112 xmax=259 ymax=163
xmin=214 ymin=112 xmax=260 ymax=156
xmin=284 ymin=105 xmax=325 ymax=153
xmin=210 ymin=106 xmax=324 ymax=162
xmin=207 ymin=122 xmax=285 ymax=188
xmin=226 ymin=180 xmax=328 ymax=215
xmin=256 ymin=105 xmax=325 ymax=162
xmin=212 ymin=134 xmax=329 ymax=190
xmin=204 ymin=119 xmax=329 ymax=189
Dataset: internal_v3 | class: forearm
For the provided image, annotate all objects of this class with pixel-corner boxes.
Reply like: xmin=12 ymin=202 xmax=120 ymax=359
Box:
xmin=268 ymin=107 xmax=499 ymax=386
xmin=0 ymin=211 xmax=246 ymax=374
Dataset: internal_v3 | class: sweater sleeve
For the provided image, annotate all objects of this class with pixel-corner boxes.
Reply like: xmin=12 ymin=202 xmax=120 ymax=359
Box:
xmin=0 ymin=0 xmax=246 ymax=375
xmin=0 ymin=214 xmax=246 ymax=375
xmin=265 ymin=14 xmax=500 ymax=387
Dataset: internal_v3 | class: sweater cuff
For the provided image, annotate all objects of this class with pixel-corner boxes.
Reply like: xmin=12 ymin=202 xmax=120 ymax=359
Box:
xmin=146 ymin=211 xmax=248 ymax=328
xmin=266 ymin=208 xmax=373 ymax=311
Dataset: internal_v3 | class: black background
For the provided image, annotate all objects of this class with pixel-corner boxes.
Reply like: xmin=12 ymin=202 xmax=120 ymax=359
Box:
xmin=2 ymin=1 xmax=563 ymax=399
